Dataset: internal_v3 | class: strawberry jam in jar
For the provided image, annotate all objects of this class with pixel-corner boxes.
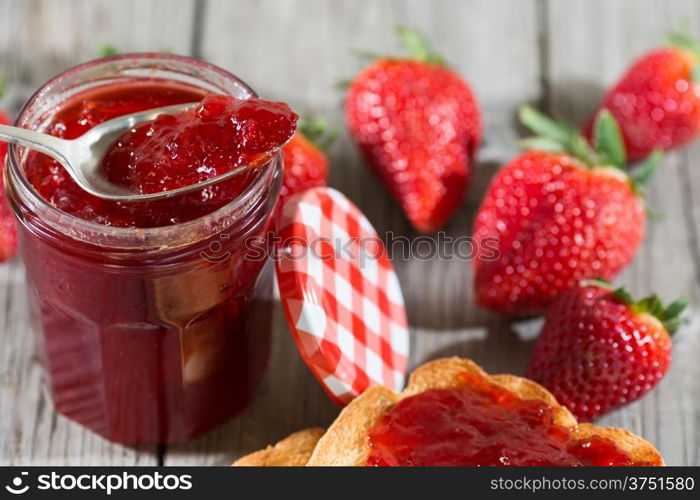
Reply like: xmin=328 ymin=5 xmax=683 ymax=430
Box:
xmin=4 ymin=55 xmax=284 ymax=444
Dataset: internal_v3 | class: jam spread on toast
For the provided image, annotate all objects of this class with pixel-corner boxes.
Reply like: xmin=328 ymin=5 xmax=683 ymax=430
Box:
xmin=366 ymin=373 xmax=657 ymax=466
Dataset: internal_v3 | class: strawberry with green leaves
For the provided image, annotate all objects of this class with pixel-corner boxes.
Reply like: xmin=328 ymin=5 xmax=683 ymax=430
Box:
xmin=473 ymin=106 xmax=660 ymax=316
xmin=526 ymin=280 xmax=686 ymax=421
xmin=0 ymin=74 xmax=18 ymax=262
xmin=585 ymin=27 xmax=700 ymax=161
xmin=280 ymin=116 xmax=332 ymax=206
xmin=345 ymin=27 xmax=481 ymax=233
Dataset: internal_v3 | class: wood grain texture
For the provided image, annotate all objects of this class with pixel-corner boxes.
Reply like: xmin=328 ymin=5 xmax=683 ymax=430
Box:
xmin=0 ymin=0 xmax=197 ymax=87
xmin=0 ymin=260 xmax=160 ymax=465
xmin=0 ymin=0 xmax=698 ymax=466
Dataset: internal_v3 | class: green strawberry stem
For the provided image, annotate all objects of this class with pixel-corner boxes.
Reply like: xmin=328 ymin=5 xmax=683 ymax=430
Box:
xmin=585 ymin=279 xmax=688 ymax=334
xmin=354 ymin=27 xmax=446 ymax=67
xmin=0 ymin=73 xmax=5 ymax=100
xmin=581 ymin=277 xmax=616 ymax=290
xmin=615 ymin=289 xmax=688 ymax=334
xmin=394 ymin=26 xmax=445 ymax=66
xmin=97 ymin=44 xmax=119 ymax=58
xmin=298 ymin=115 xmax=336 ymax=152
xmin=630 ymin=150 xmax=663 ymax=195
xmin=519 ymin=105 xmax=576 ymax=145
xmin=519 ymin=105 xmax=623 ymax=168
xmin=518 ymin=105 xmax=662 ymax=194
xmin=666 ymin=23 xmax=700 ymax=83
xmin=593 ymin=109 xmax=626 ymax=167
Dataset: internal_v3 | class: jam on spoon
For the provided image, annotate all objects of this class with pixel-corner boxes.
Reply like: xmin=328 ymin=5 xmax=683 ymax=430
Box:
xmin=25 ymin=86 xmax=297 ymax=227
xmin=101 ymin=94 xmax=297 ymax=195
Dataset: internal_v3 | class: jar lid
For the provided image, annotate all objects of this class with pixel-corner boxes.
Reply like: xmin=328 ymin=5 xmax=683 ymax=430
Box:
xmin=275 ymin=187 xmax=409 ymax=405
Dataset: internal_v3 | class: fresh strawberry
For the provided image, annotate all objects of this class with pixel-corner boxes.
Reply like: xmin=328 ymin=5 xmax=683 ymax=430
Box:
xmin=0 ymin=185 xmax=16 ymax=263
xmin=0 ymin=109 xmax=8 ymax=161
xmin=585 ymin=27 xmax=700 ymax=161
xmin=345 ymin=27 xmax=481 ymax=233
xmin=526 ymin=280 xmax=686 ymax=421
xmin=474 ymin=106 xmax=660 ymax=316
xmin=0 ymin=75 xmax=18 ymax=262
xmin=280 ymin=116 xmax=332 ymax=206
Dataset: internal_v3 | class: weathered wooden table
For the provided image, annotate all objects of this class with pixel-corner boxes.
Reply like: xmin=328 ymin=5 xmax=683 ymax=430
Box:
xmin=0 ymin=0 xmax=698 ymax=466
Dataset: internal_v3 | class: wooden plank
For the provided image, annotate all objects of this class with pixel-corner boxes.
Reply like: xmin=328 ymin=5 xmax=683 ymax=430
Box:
xmin=0 ymin=0 xmax=200 ymax=466
xmin=0 ymin=259 xmax=159 ymax=465
xmin=676 ymin=143 xmax=700 ymax=468
xmin=0 ymin=0 xmax=198 ymax=104
xmin=166 ymin=0 xmax=541 ymax=465
xmin=545 ymin=0 xmax=700 ymax=466
xmin=0 ymin=0 xmax=697 ymax=466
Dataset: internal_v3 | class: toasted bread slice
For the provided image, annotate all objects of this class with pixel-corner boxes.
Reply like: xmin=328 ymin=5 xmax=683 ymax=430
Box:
xmin=233 ymin=428 xmax=325 ymax=466
xmin=306 ymin=357 xmax=663 ymax=466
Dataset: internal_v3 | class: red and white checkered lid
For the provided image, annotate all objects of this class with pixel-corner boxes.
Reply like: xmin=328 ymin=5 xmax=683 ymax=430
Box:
xmin=275 ymin=187 xmax=409 ymax=405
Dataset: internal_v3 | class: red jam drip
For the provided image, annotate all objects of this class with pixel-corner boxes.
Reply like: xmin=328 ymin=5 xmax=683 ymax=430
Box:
xmin=24 ymin=82 xmax=296 ymax=227
xmin=102 ymin=94 xmax=297 ymax=194
xmin=366 ymin=374 xmax=652 ymax=466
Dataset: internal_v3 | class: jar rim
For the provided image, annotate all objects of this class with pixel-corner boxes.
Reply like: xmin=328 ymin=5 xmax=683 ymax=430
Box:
xmin=5 ymin=53 xmax=280 ymax=250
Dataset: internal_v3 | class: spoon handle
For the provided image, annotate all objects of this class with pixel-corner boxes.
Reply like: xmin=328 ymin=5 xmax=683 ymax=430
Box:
xmin=0 ymin=124 xmax=73 ymax=165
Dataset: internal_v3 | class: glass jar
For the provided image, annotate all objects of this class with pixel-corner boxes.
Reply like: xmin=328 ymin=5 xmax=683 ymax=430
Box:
xmin=3 ymin=54 xmax=281 ymax=445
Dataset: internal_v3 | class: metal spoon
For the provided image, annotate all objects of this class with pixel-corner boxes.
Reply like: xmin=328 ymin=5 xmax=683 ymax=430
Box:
xmin=0 ymin=102 xmax=282 ymax=202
